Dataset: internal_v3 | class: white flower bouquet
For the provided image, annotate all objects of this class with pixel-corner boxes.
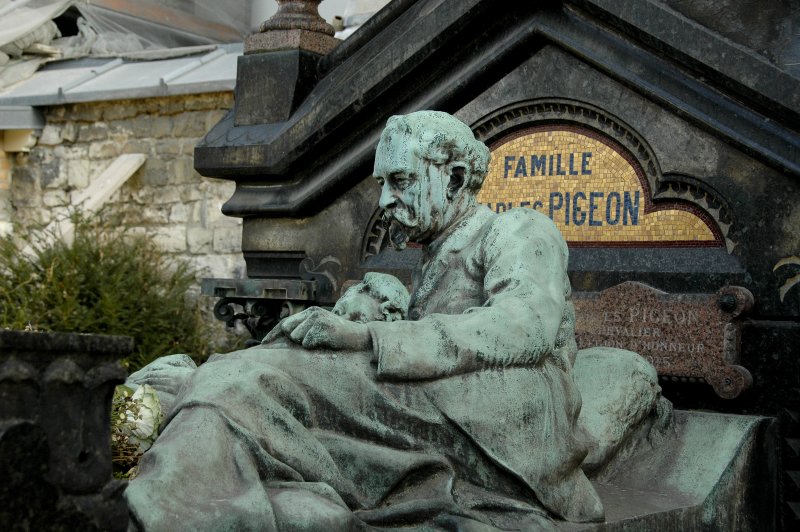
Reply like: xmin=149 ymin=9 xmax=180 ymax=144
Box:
xmin=111 ymin=384 xmax=163 ymax=478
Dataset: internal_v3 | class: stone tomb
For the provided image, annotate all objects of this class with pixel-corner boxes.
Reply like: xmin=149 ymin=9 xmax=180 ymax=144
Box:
xmin=191 ymin=0 xmax=796 ymax=528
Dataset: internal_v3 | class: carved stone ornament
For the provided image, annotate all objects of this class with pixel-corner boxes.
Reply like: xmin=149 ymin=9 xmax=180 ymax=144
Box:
xmin=260 ymin=0 xmax=334 ymax=34
xmin=0 ymin=330 xmax=132 ymax=530
xmin=246 ymin=0 xmax=339 ymax=55
xmin=573 ymin=282 xmax=754 ymax=398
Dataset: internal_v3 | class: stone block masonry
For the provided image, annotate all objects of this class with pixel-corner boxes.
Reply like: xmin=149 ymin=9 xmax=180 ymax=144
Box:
xmin=7 ymin=91 xmax=246 ymax=287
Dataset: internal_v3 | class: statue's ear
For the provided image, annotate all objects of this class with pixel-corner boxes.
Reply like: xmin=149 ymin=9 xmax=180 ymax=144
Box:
xmin=380 ymin=300 xmax=404 ymax=322
xmin=447 ymin=164 xmax=466 ymax=200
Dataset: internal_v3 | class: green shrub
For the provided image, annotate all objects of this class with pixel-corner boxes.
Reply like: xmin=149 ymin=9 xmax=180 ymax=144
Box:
xmin=0 ymin=212 xmax=214 ymax=371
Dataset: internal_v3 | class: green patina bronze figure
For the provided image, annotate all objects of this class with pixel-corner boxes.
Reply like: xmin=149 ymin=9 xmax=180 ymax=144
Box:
xmin=125 ymin=111 xmax=622 ymax=530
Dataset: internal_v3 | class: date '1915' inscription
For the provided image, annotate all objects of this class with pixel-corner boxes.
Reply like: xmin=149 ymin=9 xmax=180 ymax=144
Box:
xmin=573 ymin=282 xmax=753 ymax=399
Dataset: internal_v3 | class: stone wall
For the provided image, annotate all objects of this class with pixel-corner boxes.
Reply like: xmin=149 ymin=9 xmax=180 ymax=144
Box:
xmin=0 ymin=145 xmax=11 ymax=236
xmin=7 ymin=92 xmax=245 ymax=282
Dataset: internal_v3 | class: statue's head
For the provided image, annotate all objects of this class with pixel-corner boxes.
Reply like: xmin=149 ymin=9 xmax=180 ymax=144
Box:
xmin=332 ymin=272 xmax=410 ymax=323
xmin=373 ymin=111 xmax=491 ymax=249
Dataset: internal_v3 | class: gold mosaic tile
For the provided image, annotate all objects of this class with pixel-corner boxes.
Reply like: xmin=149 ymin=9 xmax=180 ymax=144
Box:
xmin=477 ymin=128 xmax=717 ymax=245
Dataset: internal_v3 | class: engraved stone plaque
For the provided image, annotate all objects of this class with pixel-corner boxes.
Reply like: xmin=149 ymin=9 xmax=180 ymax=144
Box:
xmin=573 ymin=282 xmax=753 ymax=399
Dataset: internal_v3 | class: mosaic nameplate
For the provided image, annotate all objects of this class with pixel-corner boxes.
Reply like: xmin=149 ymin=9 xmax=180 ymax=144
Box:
xmin=478 ymin=125 xmax=723 ymax=247
xmin=573 ymin=282 xmax=753 ymax=398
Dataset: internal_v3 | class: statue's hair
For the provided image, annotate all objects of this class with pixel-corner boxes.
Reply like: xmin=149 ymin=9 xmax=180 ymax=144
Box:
xmin=381 ymin=111 xmax=491 ymax=192
xmin=358 ymin=272 xmax=410 ymax=317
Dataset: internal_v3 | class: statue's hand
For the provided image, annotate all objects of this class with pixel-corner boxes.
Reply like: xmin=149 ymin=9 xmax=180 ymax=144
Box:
xmin=126 ymin=354 xmax=197 ymax=396
xmin=279 ymin=307 xmax=372 ymax=351
xmin=259 ymin=324 xmax=286 ymax=345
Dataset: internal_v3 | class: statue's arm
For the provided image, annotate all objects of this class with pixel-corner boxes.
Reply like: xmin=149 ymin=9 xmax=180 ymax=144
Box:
xmin=369 ymin=210 xmax=567 ymax=380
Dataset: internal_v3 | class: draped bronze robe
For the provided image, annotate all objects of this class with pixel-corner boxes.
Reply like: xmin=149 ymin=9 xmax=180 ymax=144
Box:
xmin=125 ymin=206 xmax=603 ymax=531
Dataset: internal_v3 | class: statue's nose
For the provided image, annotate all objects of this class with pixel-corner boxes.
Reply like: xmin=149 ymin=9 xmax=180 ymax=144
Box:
xmin=379 ymin=187 xmax=397 ymax=210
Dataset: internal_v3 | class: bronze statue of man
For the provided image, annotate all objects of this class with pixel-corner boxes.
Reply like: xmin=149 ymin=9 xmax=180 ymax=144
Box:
xmin=125 ymin=111 xmax=604 ymax=531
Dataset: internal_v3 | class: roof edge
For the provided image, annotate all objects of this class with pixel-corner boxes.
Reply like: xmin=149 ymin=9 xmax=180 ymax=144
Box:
xmin=0 ymin=106 xmax=45 ymax=130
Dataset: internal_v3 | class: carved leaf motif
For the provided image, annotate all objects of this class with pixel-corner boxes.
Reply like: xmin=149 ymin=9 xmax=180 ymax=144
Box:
xmin=300 ymin=256 xmax=341 ymax=292
xmin=774 ymin=256 xmax=800 ymax=271
xmin=779 ymin=274 xmax=800 ymax=303
xmin=774 ymin=256 xmax=800 ymax=302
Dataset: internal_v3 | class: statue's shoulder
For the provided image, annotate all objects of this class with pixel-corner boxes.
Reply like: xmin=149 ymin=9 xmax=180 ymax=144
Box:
xmin=490 ymin=207 xmax=564 ymax=242
xmin=481 ymin=207 xmax=569 ymax=265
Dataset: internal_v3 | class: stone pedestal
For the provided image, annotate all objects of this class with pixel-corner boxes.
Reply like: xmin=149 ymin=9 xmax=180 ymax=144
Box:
xmin=235 ymin=0 xmax=339 ymax=126
xmin=234 ymin=50 xmax=324 ymax=125
xmin=0 ymin=330 xmax=132 ymax=531
xmin=560 ymin=411 xmax=778 ymax=530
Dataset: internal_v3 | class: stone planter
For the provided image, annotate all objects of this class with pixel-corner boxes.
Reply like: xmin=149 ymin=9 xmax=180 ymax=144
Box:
xmin=0 ymin=329 xmax=132 ymax=531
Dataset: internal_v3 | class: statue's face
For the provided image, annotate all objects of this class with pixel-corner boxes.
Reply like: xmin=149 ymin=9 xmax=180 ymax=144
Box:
xmin=332 ymin=286 xmax=384 ymax=323
xmin=373 ymin=132 xmax=450 ymax=248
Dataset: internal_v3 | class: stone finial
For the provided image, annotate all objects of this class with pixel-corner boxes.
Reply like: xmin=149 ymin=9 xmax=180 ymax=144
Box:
xmin=260 ymin=0 xmax=335 ymax=34
xmin=246 ymin=0 xmax=339 ymax=56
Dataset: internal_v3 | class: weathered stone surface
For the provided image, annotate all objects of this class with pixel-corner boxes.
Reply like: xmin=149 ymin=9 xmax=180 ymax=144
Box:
xmin=177 ymin=183 xmax=207 ymax=202
xmin=244 ymin=29 xmax=339 ymax=55
xmin=184 ymin=92 xmax=233 ymax=112
xmin=0 ymin=421 xmax=63 ymax=530
xmin=0 ymin=330 xmax=131 ymax=531
xmin=152 ymin=226 xmax=186 ymax=253
xmin=135 ymin=186 xmax=180 ymax=205
xmin=245 ymin=0 xmax=338 ymax=55
xmin=77 ymin=123 xmax=109 ymax=142
xmin=234 ymin=50 xmax=323 ymax=125
xmin=141 ymin=204 xmax=171 ymax=224
xmin=64 ymin=159 xmax=90 ymax=189
xmin=61 ymin=123 xmax=78 ymax=143
xmin=67 ymin=104 xmax=103 ymax=122
xmin=88 ymin=142 xmax=119 ymax=160
xmin=170 ymin=157 xmax=198 ymax=184
xmin=168 ymin=203 xmax=191 ymax=224
xmin=138 ymin=159 xmax=169 ymax=187
xmin=154 ymin=139 xmax=184 ymax=157
xmin=212 ymin=225 xmax=242 ymax=254
xmin=101 ymin=104 xmax=138 ymax=122
xmin=42 ymin=189 xmax=68 ymax=207
xmin=121 ymin=139 xmax=151 ymax=155
xmin=561 ymin=411 xmax=778 ymax=531
xmin=172 ymin=112 xmax=211 ymax=138
xmin=38 ymin=124 xmax=64 ymax=146
xmin=41 ymin=164 xmax=66 ymax=190
xmin=187 ymin=227 xmax=213 ymax=254
xmin=193 ymin=253 xmax=245 ymax=279
xmin=53 ymin=144 xmax=88 ymax=161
